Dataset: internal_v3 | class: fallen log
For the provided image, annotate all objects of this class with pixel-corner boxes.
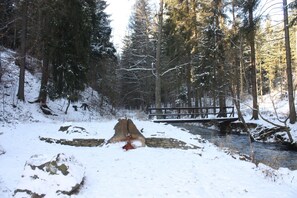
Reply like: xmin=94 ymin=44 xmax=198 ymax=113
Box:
xmin=252 ymin=126 xmax=288 ymax=142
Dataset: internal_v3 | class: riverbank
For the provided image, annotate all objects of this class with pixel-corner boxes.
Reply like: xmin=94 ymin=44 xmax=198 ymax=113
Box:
xmin=178 ymin=122 xmax=297 ymax=171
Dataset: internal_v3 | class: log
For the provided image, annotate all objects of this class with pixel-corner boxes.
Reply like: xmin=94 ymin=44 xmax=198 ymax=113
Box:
xmin=254 ymin=126 xmax=288 ymax=142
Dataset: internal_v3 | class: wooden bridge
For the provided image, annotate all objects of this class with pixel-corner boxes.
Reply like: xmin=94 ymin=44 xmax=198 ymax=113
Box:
xmin=148 ymin=106 xmax=238 ymax=123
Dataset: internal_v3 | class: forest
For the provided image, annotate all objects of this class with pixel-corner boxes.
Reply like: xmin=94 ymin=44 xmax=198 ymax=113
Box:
xmin=1 ymin=0 xmax=297 ymax=123
xmin=1 ymin=1 xmax=297 ymax=197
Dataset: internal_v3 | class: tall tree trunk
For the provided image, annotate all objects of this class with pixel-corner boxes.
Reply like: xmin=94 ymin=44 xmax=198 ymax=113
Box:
xmin=239 ymin=35 xmax=249 ymax=95
xmin=248 ymin=1 xmax=258 ymax=119
xmin=17 ymin=0 xmax=28 ymax=101
xmin=155 ymin=0 xmax=163 ymax=109
xmin=283 ymin=0 xmax=296 ymax=124
xmin=38 ymin=12 xmax=50 ymax=105
xmin=218 ymin=63 xmax=226 ymax=117
xmin=230 ymin=0 xmax=241 ymax=108
xmin=215 ymin=0 xmax=226 ymax=117
xmin=0 ymin=49 xmax=2 ymax=82
xmin=38 ymin=48 xmax=49 ymax=104
xmin=186 ymin=60 xmax=192 ymax=108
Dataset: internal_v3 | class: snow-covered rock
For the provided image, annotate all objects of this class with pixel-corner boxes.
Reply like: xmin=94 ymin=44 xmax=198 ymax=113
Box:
xmin=14 ymin=153 xmax=85 ymax=198
xmin=58 ymin=124 xmax=89 ymax=136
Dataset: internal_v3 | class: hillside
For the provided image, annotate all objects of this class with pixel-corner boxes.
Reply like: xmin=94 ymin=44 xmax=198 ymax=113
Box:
xmin=0 ymin=48 xmax=115 ymax=124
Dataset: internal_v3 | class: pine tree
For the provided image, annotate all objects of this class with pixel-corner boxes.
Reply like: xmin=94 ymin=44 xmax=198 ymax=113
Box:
xmin=238 ymin=0 xmax=260 ymax=120
xmin=119 ymin=0 xmax=155 ymax=108
xmin=193 ymin=0 xmax=228 ymax=114
xmin=88 ymin=0 xmax=117 ymax=106
xmin=0 ymin=0 xmax=16 ymax=49
xmin=17 ymin=0 xmax=29 ymax=102
xmin=225 ymin=0 xmax=242 ymax=104
xmin=36 ymin=0 xmax=54 ymax=104
xmin=155 ymin=0 xmax=163 ymax=109
xmin=1 ymin=0 xmax=116 ymax=110
xmin=163 ymin=0 xmax=200 ymax=107
xmin=47 ymin=0 xmax=93 ymax=102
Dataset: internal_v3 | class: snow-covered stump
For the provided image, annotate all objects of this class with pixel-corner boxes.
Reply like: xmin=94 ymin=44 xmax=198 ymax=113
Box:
xmin=108 ymin=118 xmax=145 ymax=148
xmin=14 ymin=153 xmax=85 ymax=198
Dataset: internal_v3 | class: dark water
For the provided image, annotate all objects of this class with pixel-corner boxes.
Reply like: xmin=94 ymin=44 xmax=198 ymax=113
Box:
xmin=174 ymin=123 xmax=297 ymax=170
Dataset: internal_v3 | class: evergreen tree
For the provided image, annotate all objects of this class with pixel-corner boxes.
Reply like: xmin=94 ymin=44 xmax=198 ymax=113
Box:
xmin=256 ymin=19 xmax=284 ymax=95
xmin=238 ymin=0 xmax=260 ymax=120
xmin=119 ymin=0 xmax=155 ymax=108
xmin=17 ymin=0 xmax=29 ymax=101
xmin=36 ymin=0 xmax=54 ymax=104
xmin=194 ymin=0 xmax=228 ymax=114
xmin=225 ymin=0 xmax=242 ymax=104
xmin=47 ymin=0 xmax=93 ymax=102
xmin=28 ymin=0 xmax=116 ymax=106
xmin=0 ymin=0 xmax=16 ymax=49
xmin=155 ymin=0 xmax=163 ymax=109
xmin=1 ymin=0 xmax=115 ymax=111
xmin=164 ymin=0 xmax=199 ymax=107
xmin=88 ymin=0 xmax=117 ymax=106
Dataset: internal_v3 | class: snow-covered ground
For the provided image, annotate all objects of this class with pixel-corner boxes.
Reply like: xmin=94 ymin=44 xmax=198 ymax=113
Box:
xmin=1 ymin=48 xmax=297 ymax=197
xmin=1 ymin=120 xmax=297 ymax=198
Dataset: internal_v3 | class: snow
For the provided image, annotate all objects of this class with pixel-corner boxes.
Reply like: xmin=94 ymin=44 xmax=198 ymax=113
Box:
xmin=1 ymin=48 xmax=297 ymax=197
xmin=1 ymin=121 xmax=297 ymax=197
xmin=14 ymin=153 xmax=85 ymax=198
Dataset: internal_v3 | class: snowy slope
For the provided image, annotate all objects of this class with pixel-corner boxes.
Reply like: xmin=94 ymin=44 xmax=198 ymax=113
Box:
xmin=238 ymin=92 xmax=297 ymax=143
xmin=0 ymin=48 xmax=114 ymax=125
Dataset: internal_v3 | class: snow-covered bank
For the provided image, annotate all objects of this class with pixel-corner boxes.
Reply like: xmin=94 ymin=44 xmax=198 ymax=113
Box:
xmin=240 ymin=93 xmax=297 ymax=144
xmin=0 ymin=120 xmax=297 ymax=197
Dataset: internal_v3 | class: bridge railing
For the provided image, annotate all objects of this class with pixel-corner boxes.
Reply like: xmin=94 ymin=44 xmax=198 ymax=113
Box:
xmin=148 ymin=106 xmax=235 ymax=119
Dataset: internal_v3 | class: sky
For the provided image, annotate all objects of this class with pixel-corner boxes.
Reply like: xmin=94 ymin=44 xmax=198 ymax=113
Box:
xmin=257 ymin=0 xmax=293 ymax=23
xmin=105 ymin=0 xmax=136 ymax=52
xmin=105 ymin=0 xmax=159 ymax=53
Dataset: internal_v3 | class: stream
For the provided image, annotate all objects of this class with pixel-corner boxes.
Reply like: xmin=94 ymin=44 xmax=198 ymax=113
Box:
xmin=174 ymin=123 xmax=297 ymax=170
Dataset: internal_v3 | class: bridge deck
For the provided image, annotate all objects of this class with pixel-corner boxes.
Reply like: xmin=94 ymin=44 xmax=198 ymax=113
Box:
xmin=152 ymin=117 xmax=238 ymax=123
xmin=148 ymin=106 xmax=238 ymax=123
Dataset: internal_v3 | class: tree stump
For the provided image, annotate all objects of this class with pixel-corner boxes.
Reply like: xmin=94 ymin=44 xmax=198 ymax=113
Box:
xmin=108 ymin=118 xmax=145 ymax=146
